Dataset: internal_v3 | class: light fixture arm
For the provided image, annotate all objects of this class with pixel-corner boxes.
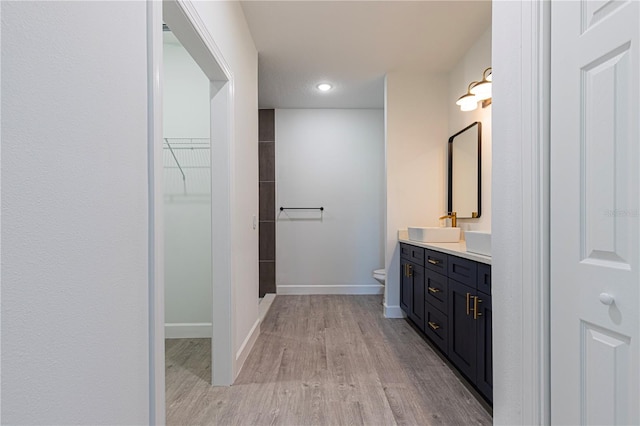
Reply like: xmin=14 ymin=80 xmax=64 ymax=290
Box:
xmin=456 ymin=67 xmax=492 ymax=111
xmin=482 ymin=67 xmax=492 ymax=81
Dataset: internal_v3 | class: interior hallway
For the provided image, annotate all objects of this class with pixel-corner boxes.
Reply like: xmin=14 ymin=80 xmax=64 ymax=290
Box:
xmin=166 ymin=295 xmax=492 ymax=425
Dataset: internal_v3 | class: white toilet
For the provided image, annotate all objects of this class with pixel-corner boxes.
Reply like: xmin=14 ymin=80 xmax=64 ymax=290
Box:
xmin=372 ymin=269 xmax=386 ymax=285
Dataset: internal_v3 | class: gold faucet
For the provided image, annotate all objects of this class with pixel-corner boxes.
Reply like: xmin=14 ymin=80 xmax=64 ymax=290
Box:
xmin=439 ymin=211 xmax=457 ymax=227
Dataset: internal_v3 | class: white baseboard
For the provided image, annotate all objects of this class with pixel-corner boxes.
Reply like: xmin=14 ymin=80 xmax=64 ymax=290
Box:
xmin=165 ymin=322 xmax=212 ymax=339
xmin=259 ymin=293 xmax=276 ymax=322
xmin=235 ymin=318 xmax=260 ymax=379
xmin=384 ymin=304 xmax=405 ymax=318
xmin=277 ymin=284 xmax=384 ymax=295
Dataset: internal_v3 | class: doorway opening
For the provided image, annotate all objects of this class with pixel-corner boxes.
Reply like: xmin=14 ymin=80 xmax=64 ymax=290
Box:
xmin=148 ymin=0 xmax=235 ymax=422
xmin=162 ymin=20 xmax=213 ymax=386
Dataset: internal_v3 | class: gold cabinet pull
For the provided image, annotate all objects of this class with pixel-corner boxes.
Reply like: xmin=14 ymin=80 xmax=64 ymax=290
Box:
xmin=403 ymin=264 xmax=407 ymax=276
xmin=428 ymin=321 xmax=440 ymax=331
xmin=473 ymin=296 xmax=483 ymax=320
xmin=466 ymin=293 xmax=471 ymax=315
xmin=407 ymin=264 xmax=413 ymax=277
xmin=428 ymin=287 xmax=440 ymax=294
xmin=427 ymin=259 xmax=440 ymax=265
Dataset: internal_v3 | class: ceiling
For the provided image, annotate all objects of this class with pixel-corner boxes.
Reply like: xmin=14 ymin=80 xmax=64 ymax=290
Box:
xmin=240 ymin=1 xmax=492 ymax=109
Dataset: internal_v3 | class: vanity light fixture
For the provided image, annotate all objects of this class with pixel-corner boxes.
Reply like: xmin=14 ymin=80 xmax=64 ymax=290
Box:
xmin=470 ymin=67 xmax=492 ymax=100
xmin=457 ymin=67 xmax=492 ymax=111
xmin=456 ymin=82 xmax=479 ymax=112
xmin=316 ymin=83 xmax=332 ymax=92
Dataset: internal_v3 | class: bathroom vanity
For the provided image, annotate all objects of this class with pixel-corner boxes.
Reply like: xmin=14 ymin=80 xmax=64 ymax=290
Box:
xmin=398 ymin=233 xmax=493 ymax=404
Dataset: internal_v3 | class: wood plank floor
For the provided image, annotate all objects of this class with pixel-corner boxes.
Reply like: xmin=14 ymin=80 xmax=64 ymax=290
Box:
xmin=166 ymin=295 xmax=492 ymax=425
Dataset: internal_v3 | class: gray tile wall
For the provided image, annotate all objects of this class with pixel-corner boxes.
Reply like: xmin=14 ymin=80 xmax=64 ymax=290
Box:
xmin=258 ymin=109 xmax=276 ymax=296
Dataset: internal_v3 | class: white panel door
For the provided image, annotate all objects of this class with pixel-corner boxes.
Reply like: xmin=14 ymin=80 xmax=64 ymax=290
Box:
xmin=551 ymin=1 xmax=640 ymax=424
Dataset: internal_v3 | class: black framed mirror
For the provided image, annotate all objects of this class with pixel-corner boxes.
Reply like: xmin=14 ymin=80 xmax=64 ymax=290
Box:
xmin=448 ymin=121 xmax=481 ymax=219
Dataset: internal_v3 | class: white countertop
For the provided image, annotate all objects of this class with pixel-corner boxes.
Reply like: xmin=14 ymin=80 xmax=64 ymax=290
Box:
xmin=398 ymin=229 xmax=492 ymax=265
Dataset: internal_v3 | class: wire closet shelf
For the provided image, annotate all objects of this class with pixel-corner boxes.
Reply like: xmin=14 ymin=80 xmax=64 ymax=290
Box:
xmin=163 ymin=138 xmax=210 ymax=198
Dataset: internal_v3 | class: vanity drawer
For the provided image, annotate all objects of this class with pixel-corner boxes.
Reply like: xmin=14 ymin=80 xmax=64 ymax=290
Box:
xmin=477 ymin=263 xmax=491 ymax=296
xmin=448 ymin=255 xmax=477 ymax=288
xmin=424 ymin=302 xmax=448 ymax=354
xmin=400 ymin=243 xmax=424 ymax=266
xmin=425 ymin=269 xmax=448 ymax=314
xmin=424 ymin=249 xmax=447 ymax=273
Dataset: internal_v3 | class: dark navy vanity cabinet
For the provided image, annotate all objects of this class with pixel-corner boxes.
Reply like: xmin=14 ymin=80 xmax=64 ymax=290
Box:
xmin=400 ymin=252 xmax=426 ymax=330
xmin=400 ymin=242 xmax=492 ymax=404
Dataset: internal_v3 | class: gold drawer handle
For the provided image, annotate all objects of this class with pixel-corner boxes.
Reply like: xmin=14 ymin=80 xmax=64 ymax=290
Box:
xmin=466 ymin=292 xmax=471 ymax=315
xmin=473 ymin=296 xmax=483 ymax=320
xmin=403 ymin=264 xmax=413 ymax=277
xmin=427 ymin=259 xmax=440 ymax=265
xmin=428 ymin=321 xmax=440 ymax=331
xmin=428 ymin=287 xmax=440 ymax=294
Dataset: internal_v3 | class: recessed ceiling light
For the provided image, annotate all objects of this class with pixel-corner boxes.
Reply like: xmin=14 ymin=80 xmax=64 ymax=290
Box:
xmin=317 ymin=83 xmax=332 ymax=92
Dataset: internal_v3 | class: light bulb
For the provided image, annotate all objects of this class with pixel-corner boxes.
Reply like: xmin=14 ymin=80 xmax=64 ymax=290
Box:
xmin=470 ymin=81 xmax=492 ymax=101
xmin=460 ymin=101 xmax=478 ymax=112
xmin=456 ymin=93 xmax=478 ymax=111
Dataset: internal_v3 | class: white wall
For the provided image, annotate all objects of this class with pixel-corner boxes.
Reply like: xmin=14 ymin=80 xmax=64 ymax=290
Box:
xmin=384 ymin=71 xmax=449 ymax=316
xmin=275 ymin=109 xmax=385 ymax=294
xmin=163 ymin=33 xmax=212 ymax=337
xmin=189 ymin=1 xmax=260 ymax=372
xmin=448 ymin=27 xmax=492 ymax=232
xmin=164 ymin=200 xmax=212 ymax=337
xmin=163 ymin=34 xmax=210 ymax=139
xmin=2 ymin=2 xmax=150 ymax=423
xmin=2 ymin=1 xmax=260 ymax=422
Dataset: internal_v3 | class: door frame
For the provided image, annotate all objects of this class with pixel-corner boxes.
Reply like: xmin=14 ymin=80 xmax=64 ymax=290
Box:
xmin=492 ymin=1 xmax=551 ymax=424
xmin=147 ymin=0 xmax=236 ymax=423
xmin=144 ymin=0 xmax=555 ymax=424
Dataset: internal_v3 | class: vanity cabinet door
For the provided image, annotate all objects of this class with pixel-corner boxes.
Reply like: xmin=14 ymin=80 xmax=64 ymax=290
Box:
xmin=476 ymin=292 xmax=493 ymax=403
xmin=408 ymin=263 xmax=425 ymax=331
xmin=400 ymin=259 xmax=425 ymax=330
xmin=448 ymin=279 xmax=477 ymax=381
xmin=400 ymin=259 xmax=412 ymax=314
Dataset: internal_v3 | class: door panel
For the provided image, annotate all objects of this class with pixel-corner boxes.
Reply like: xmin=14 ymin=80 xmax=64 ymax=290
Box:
xmin=581 ymin=43 xmax=632 ymax=268
xmin=551 ymin=1 xmax=639 ymax=424
xmin=581 ymin=0 xmax=628 ymax=34
xmin=400 ymin=260 xmax=412 ymax=314
xmin=582 ymin=323 xmax=631 ymax=425
xmin=409 ymin=263 xmax=425 ymax=330
xmin=448 ymin=279 xmax=476 ymax=380
xmin=476 ymin=293 xmax=492 ymax=403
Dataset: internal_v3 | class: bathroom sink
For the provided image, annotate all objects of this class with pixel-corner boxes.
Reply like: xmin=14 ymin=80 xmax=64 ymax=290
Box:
xmin=408 ymin=227 xmax=461 ymax=243
xmin=465 ymin=231 xmax=491 ymax=256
